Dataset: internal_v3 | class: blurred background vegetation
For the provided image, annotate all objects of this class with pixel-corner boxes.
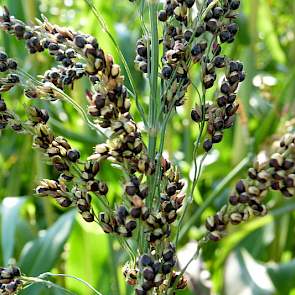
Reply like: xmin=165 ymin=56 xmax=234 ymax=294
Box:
xmin=0 ymin=0 xmax=295 ymax=294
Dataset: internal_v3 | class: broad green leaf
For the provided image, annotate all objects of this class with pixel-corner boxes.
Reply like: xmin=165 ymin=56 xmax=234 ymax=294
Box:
xmin=224 ymin=250 xmax=275 ymax=295
xmin=267 ymin=260 xmax=295 ymax=294
xmin=66 ymin=219 xmax=109 ymax=294
xmin=19 ymin=210 xmax=76 ymax=276
xmin=1 ymin=197 xmax=27 ymax=265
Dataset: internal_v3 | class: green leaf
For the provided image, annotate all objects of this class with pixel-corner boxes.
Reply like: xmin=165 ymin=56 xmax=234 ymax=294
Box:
xmin=1 ymin=197 xmax=27 ymax=265
xmin=267 ymin=259 xmax=295 ymax=294
xmin=19 ymin=210 xmax=76 ymax=276
xmin=66 ymin=220 xmax=110 ymax=294
xmin=224 ymin=250 xmax=275 ymax=295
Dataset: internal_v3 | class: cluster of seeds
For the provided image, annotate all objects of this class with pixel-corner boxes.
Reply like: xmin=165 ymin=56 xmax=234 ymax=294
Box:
xmin=0 ymin=53 xmax=22 ymax=132
xmin=0 ymin=266 xmax=22 ymax=295
xmin=127 ymin=242 xmax=186 ymax=295
xmin=36 ymin=179 xmax=72 ymax=208
xmin=190 ymin=0 xmax=244 ymax=151
xmin=158 ymin=0 xmax=196 ymax=109
xmin=135 ymin=39 xmax=149 ymax=74
xmin=42 ymin=63 xmax=85 ymax=89
xmin=205 ymin=131 xmax=295 ymax=241
xmin=0 ymin=51 xmax=19 ymax=94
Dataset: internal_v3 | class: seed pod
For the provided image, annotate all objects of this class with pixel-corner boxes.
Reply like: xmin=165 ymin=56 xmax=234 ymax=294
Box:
xmin=191 ymin=108 xmax=202 ymax=122
xmin=158 ymin=10 xmax=168 ymax=22
xmin=238 ymin=192 xmax=249 ymax=203
xmin=162 ymin=65 xmax=173 ymax=79
xmin=203 ymin=139 xmax=213 ymax=152
xmin=220 ymin=81 xmax=231 ymax=94
xmin=166 ymin=183 xmax=177 ymax=196
xmin=163 ymin=248 xmax=174 ymax=262
xmin=162 ymin=262 xmax=173 ymax=274
xmin=125 ymin=182 xmax=138 ymax=196
xmin=0 ymin=51 xmax=7 ymax=61
xmin=212 ymin=131 xmax=223 ymax=143
xmin=74 ymin=35 xmax=86 ymax=48
xmin=230 ymin=212 xmax=242 ymax=225
xmin=67 ymin=149 xmax=80 ymax=162
xmin=142 ymin=280 xmax=154 ymax=291
xmin=236 ymin=180 xmax=246 ymax=194
xmin=230 ymin=0 xmax=240 ymax=10
xmin=206 ymin=18 xmax=218 ymax=33
xmin=130 ymin=207 xmax=141 ymax=218
xmin=81 ymin=211 xmax=94 ymax=222
xmin=125 ymin=217 xmax=137 ymax=231
xmin=143 ymin=267 xmax=155 ymax=281
xmin=213 ymin=6 xmax=224 ymax=18
xmin=208 ymin=230 xmax=222 ymax=241
xmin=140 ymin=254 xmax=153 ymax=267
xmin=0 ymin=99 xmax=7 ymax=112
xmin=205 ymin=216 xmax=216 ymax=231
xmin=98 ymin=182 xmax=108 ymax=195
xmin=135 ymin=287 xmax=147 ymax=295
xmin=203 ymin=74 xmax=216 ymax=89
xmin=229 ymin=194 xmax=239 ymax=205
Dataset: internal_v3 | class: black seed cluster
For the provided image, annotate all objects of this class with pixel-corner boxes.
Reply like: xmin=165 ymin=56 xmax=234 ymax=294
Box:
xmin=135 ymin=39 xmax=149 ymax=74
xmin=36 ymin=179 xmax=72 ymax=208
xmin=190 ymin=0 xmax=245 ymax=152
xmin=206 ymin=131 xmax=295 ymax=241
xmin=133 ymin=242 xmax=186 ymax=294
xmin=159 ymin=0 xmax=195 ymax=109
xmin=0 ymin=266 xmax=22 ymax=295
xmin=0 ymin=51 xmax=20 ymax=94
xmin=0 ymin=93 xmax=22 ymax=132
xmin=73 ymin=188 xmax=95 ymax=222
xmin=160 ymin=166 xmax=185 ymax=224
xmin=43 ymin=63 xmax=85 ymax=89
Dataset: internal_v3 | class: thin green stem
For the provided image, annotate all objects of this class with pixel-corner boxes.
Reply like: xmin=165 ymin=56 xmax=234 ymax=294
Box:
xmin=108 ymin=236 xmax=121 ymax=295
xmin=38 ymin=273 xmax=103 ymax=295
xmin=147 ymin=0 xmax=159 ymax=209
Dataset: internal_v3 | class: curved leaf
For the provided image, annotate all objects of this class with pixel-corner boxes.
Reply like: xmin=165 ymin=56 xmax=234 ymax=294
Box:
xmin=19 ymin=210 xmax=76 ymax=276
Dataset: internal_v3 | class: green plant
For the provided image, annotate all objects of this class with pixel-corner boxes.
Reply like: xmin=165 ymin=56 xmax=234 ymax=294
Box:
xmin=0 ymin=0 xmax=294 ymax=295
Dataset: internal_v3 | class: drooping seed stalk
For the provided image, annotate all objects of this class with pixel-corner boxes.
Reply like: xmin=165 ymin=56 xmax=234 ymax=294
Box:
xmin=178 ymin=154 xmax=252 ymax=242
xmin=85 ymin=0 xmax=148 ymax=127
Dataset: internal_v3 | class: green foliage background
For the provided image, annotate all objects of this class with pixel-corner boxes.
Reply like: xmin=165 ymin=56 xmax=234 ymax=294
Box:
xmin=0 ymin=0 xmax=295 ymax=294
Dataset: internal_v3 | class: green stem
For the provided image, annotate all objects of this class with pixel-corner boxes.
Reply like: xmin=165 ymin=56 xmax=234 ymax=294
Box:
xmin=147 ymin=0 xmax=159 ymax=209
xmin=108 ymin=236 xmax=121 ymax=295
xmin=37 ymin=273 xmax=103 ymax=295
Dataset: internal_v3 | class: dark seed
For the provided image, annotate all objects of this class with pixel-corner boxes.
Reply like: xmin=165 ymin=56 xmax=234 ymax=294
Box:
xmin=230 ymin=0 xmax=240 ymax=10
xmin=143 ymin=267 xmax=155 ymax=281
xmin=67 ymin=149 xmax=80 ymax=162
xmin=162 ymin=262 xmax=172 ymax=274
xmin=206 ymin=18 xmax=218 ymax=33
xmin=162 ymin=65 xmax=173 ymax=79
xmin=203 ymin=139 xmax=213 ymax=152
xmin=140 ymin=254 xmax=153 ymax=267
xmin=184 ymin=29 xmax=193 ymax=42
xmin=227 ymin=23 xmax=238 ymax=35
xmin=74 ymin=35 xmax=86 ymax=48
xmin=7 ymin=59 xmax=17 ymax=70
xmin=0 ymin=100 xmax=7 ymax=112
xmin=191 ymin=109 xmax=202 ymax=122
xmin=158 ymin=10 xmax=168 ymax=22
xmin=0 ymin=51 xmax=8 ymax=61
xmin=236 ymin=180 xmax=246 ymax=194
